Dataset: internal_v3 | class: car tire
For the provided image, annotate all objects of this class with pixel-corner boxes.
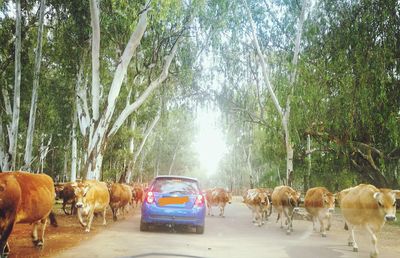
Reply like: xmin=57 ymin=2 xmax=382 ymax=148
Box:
xmin=195 ymin=225 xmax=204 ymax=234
xmin=140 ymin=221 xmax=149 ymax=232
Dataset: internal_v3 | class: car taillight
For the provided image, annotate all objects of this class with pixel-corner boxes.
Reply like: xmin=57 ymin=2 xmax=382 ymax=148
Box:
xmin=146 ymin=191 xmax=154 ymax=204
xmin=194 ymin=194 xmax=205 ymax=207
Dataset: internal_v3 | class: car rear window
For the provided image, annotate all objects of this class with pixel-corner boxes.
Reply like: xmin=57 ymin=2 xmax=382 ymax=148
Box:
xmin=151 ymin=178 xmax=199 ymax=194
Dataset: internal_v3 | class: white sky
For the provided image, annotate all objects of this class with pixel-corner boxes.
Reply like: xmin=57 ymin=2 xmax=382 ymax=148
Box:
xmin=193 ymin=109 xmax=227 ymax=177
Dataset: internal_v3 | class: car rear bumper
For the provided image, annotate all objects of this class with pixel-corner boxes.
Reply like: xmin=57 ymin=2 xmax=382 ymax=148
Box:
xmin=141 ymin=203 xmax=206 ymax=226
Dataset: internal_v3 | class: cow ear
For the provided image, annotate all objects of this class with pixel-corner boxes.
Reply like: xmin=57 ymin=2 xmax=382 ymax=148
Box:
xmin=373 ymin=192 xmax=380 ymax=200
xmin=390 ymin=190 xmax=400 ymax=199
xmin=83 ymin=186 xmax=90 ymax=196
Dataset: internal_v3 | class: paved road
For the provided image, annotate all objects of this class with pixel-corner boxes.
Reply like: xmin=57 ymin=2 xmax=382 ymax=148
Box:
xmin=55 ymin=199 xmax=400 ymax=258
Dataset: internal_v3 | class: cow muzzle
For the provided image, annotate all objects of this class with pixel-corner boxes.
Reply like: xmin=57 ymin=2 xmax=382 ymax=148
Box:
xmin=75 ymin=202 xmax=83 ymax=208
xmin=293 ymin=207 xmax=300 ymax=213
xmin=385 ymin=215 xmax=396 ymax=222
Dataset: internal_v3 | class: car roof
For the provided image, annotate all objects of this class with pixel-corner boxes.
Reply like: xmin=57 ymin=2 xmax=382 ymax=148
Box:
xmin=153 ymin=175 xmax=199 ymax=182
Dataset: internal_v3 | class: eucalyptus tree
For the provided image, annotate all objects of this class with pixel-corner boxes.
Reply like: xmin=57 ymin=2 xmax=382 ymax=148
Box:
xmin=244 ymin=0 xmax=308 ymax=186
xmin=73 ymin=0 xmax=201 ymax=180
xmin=0 ymin=0 xmax=22 ymax=171
xmin=23 ymin=0 xmax=46 ymax=171
xmin=295 ymin=0 xmax=400 ymax=188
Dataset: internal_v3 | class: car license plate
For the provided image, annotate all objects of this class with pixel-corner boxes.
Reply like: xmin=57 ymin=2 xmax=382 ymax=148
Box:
xmin=158 ymin=196 xmax=189 ymax=206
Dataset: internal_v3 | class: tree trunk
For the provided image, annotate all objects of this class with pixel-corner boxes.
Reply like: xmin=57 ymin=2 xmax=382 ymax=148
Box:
xmin=10 ymin=0 xmax=22 ymax=170
xmin=244 ymin=0 xmax=307 ymax=187
xmin=126 ymin=113 xmax=160 ymax=182
xmin=24 ymin=0 xmax=46 ymax=171
xmin=71 ymin=109 xmax=78 ymax=182
xmin=89 ymin=0 xmax=101 ymax=122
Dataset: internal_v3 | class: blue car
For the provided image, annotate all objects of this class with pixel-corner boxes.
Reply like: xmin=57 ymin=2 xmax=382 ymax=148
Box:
xmin=140 ymin=175 xmax=206 ymax=234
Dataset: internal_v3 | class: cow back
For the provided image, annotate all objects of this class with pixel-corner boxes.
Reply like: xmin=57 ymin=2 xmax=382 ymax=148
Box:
xmin=110 ymin=183 xmax=132 ymax=208
xmin=271 ymin=185 xmax=300 ymax=208
xmin=6 ymin=172 xmax=55 ymax=223
xmin=305 ymin=187 xmax=328 ymax=208
xmin=84 ymin=181 xmax=110 ymax=211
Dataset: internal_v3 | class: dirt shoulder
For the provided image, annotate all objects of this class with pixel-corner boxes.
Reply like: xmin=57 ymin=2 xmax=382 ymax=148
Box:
xmin=7 ymin=205 xmax=137 ymax=258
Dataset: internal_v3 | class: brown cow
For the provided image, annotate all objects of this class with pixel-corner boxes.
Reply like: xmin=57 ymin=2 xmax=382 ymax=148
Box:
xmin=304 ymin=187 xmax=335 ymax=237
xmin=132 ymin=185 xmax=144 ymax=207
xmin=74 ymin=180 xmax=110 ymax=232
xmin=0 ymin=171 xmax=57 ymax=257
xmin=340 ymin=184 xmax=399 ymax=258
xmin=205 ymin=188 xmax=232 ymax=217
xmin=259 ymin=188 xmax=273 ymax=222
xmin=243 ymin=188 xmax=270 ymax=226
xmin=271 ymin=185 xmax=301 ymax=235
xmin=109 ymin=183 xmax=133 ymax=221
xmin=59 ymin=182 xmax=76 ymax=215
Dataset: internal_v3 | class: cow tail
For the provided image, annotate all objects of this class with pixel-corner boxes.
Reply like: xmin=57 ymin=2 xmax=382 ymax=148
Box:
xmin=344 ymin=222 xmax=348 ymax=231
xmin=49 ymin=211 xmax=58 ymax=227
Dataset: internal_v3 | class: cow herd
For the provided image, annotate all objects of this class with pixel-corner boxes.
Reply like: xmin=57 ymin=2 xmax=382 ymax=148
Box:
xmin=0 ymin=171 xmax=146 ymax=258
xmin=205 ymin=184 xmax=399 ymax=258
xmin=0 ymin=171 xmax=399 ymax=258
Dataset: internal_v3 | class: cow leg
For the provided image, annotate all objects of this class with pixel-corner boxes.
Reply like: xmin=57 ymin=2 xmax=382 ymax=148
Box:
xmin=311 ymin=216 xmax=317 ymax=232
xmin=326 ymin=213 xmax=332 ymax=231
xmin=32 ymin=222 xmax=40 ymax=246
xmin=102 ymin=208 xmax=107 ymax=226
xmin=85 ymin=208 xmax=95 ymax=232
xmin=219 ymin=204 xmax=225 ymax=217
xmin=283 ymin=208 xmax=291 ymax=234
xmin=277 ymin=212 xmax=284 ymax=228
xmin=62 ymin=200 xmax=69 ymax=215
xmin=2 ymin=242 xmax=10 ymax=257
xmin=111 ymin=206 xmax=117 ymax=222
xmin=347 ymin=225 xmax=358 ymax=252
xmin=261 ymin=209 xmax=265 ymax=224
xmin=1 ymin=219 xmax=15 ymax=257
xmin=252 ymin=208 xmax=258 ymax=226
xmin=318 ymin=215 xmax=326 ymax=237
xmin=77 ymin=208 xmax=87 ymax=227
xmin=37 ymin=218 xmax=48 ymax=247
xmin=365 ymin=225 xmax=378 ymax=258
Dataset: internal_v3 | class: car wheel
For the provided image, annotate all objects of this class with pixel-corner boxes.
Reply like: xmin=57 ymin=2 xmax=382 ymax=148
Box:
xmin=195 ymin=225 xmax=204 ymax=234
xmin=140 ymin=221 xmax=149 ymax=232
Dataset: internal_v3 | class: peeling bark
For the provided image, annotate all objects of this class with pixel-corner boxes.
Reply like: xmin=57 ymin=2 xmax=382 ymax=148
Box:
xmin=24 ymin=0 xmax=46 ymax=170
xmin=10 ymin=0 xmax=22 ymax=170
xmin=244 ymin=0 xmax=307 ymax=186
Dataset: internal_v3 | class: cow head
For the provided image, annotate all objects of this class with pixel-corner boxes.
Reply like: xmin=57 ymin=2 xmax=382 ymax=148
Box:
xmin=323 ymin=192 xmax=335 ymax=213
xmin=74 ymin=183 xmax=90 ymax=209
xmin=227 ymin=191 xmax=232 ymax=204
xmin=288 ymin=190 xmax=301 ymax=212
xmin=373 ymin=189 xmax=398 ymax=222
xmin=258 ymin=191 xmax=269 ymax=206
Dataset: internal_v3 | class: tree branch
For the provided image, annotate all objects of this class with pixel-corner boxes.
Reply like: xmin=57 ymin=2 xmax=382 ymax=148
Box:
xmin=107 ymin=38 xmax=181 ymax=137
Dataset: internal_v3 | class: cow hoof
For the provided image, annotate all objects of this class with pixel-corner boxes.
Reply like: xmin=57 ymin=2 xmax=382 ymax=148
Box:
xmin=33 ymin=240 xmax=43 ymax=248
xmin=85 ymin=228 xmax=90 ymax=233
xmin=322 ymin=233 xmax=327 ymax=238
xmin=353 ymin=247 xmax=358 ymax=252
xmin=286 ymin=231 xmax=291 ymax=235
xmin=348 ymin=242 xmax=353 ymax=247
xmin=370 ymin=252 xmax=377 ymax=258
